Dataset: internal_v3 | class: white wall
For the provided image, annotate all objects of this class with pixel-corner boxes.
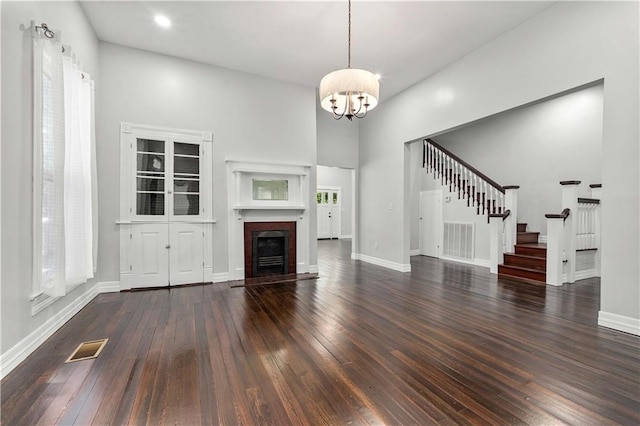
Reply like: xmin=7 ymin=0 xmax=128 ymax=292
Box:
xmin=1 ymin=1 xmax=100 ymax=353
xmin=317 ymin=165 xmax=353 ymax=237
xmin=358 ymin=2 xmax=639 ymax=326
xmin=433 ymin=84 xmax=603 ymax=235
xmin=316 ymin=107 xmax=359 ymax=169
xmin=97 ymin=43 xmax=318 ymax=282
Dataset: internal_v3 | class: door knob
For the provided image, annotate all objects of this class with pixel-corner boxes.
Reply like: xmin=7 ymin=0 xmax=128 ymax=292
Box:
xmin=165 ymin=244 xmax=171 ymax=249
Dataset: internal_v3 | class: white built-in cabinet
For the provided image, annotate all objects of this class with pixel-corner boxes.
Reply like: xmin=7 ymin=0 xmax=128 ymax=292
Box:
xmin=118 ymin=123 xmax=214 ymax=290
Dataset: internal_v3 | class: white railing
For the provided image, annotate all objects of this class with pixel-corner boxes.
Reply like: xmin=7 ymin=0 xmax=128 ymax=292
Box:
xmin=423 ymin=139 xmax=505 ymax=219
xmin=546 ymin=182 xmax=601 ymax=285
xmin=576 ymin=198 xmax=599 ymax=250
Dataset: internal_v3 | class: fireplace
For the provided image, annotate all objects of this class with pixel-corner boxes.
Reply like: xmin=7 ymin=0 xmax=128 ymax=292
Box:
xmin=244 ymin=222 xmax=296 ymax=279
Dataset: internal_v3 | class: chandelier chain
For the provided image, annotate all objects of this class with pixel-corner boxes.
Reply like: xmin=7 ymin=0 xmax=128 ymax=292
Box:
xmin=348 ymin=0 xmax=351 ymax=68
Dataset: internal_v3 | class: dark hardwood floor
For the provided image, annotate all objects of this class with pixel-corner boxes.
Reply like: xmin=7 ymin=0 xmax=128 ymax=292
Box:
xmin=2 ymin=240 xmax=639 ymax=425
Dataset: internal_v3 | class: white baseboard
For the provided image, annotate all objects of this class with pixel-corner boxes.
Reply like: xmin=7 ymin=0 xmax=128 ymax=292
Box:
xmin=1 ymin=281 xmax=119 ymax=379
xmin=598 ymin=311 xmax=640 ymax=336
xmin=440 ymin=255 xmax=490 ymax=269
xmin=100 ymin=281 xmax=121 ymax=293
xmin=212 ymin=272 xmax=229 ymax=283
xmin=352 ymin=253 xmax=411 ymax=273
xmin=539 ymin=235 xmax=548 ymax=243
xmin=410 ymin=249 xmax=420 ymax=256
xmin=308 ymin=264 xmax=318 ymax=274
xmin=339 ymin=235 xmax=352 ymax=239
xmin=575 ymin=269 xmax=600 ymax=280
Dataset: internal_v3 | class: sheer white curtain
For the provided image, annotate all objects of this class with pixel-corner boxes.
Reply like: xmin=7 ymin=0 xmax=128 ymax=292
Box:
xmin=63 ymin=55 xmax=94 ymax=286
xmin=37 ymin=34 xmax=66 ymax=297
xmin=34 ymin=27 xmax=97 ymax=298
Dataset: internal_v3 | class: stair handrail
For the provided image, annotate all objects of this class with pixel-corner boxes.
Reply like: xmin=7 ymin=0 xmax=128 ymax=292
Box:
xmin=489 ymin=209 xmax=511 ymax=221
xmin=424 ymin=138 xmax=505 ymax=194
xmin=544 ymin=208 xmax=570 ymax=222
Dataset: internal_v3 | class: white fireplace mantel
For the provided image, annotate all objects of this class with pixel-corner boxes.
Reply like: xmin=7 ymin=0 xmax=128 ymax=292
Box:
xmin=225 ymin=160 xmax=312 ymax=280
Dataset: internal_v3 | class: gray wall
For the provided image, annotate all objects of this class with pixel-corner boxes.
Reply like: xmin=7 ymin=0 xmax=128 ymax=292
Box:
xmin=97 ymin=42 xmax=318 ymax=281
xmin=359 ymin=2 xmax=639 ymax=323
xmin=317 ymin=165 xmax=353 ymax=237
xmin=316 ymin=107 xmax=359 ymax=169
xmin=1 ymin=1 xmax=100 ymax=353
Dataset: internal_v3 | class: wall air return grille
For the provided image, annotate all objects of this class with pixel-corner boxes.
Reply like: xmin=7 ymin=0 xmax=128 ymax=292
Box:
xmin=443 ymin=222 xmax=474 ymax=260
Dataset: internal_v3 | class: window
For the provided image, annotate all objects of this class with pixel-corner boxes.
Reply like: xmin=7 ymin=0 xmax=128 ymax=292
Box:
xmin=33 ymin=28 xmax=97 ymax=300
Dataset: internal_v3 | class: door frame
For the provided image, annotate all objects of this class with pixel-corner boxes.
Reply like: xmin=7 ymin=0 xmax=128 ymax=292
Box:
xmin=419 ymin=189 xmax=443 ymax=258
xmin=317 ymin=186 xmax=342 ymax=239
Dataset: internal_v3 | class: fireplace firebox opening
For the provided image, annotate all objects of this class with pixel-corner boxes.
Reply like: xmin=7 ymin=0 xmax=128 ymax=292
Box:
xmin=252 ymin=231 xmax=289 ymax=277
xmin=244 ymin=221 xmax=296 ymax=280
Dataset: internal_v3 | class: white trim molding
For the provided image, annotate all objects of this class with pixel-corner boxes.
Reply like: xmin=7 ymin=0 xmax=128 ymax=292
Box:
xmin=410 ymin=249 xmax=420 ymax=256
xmin=440 ymin=255 xmax=491 ymax=269
xmin=308 ymin=264 xmax=319 ymax=274
xmin=598 ymin=311 xmax=640 ymax=336
xmin=352 ymin=253 xmax=411 ymax=273
xmin=1 ymin=281 xmax=120 ymax=379
xmin=212 ymin=272 xmax=229 ymax=283
xmin=575 ymin=268 xmax=601 ymax=281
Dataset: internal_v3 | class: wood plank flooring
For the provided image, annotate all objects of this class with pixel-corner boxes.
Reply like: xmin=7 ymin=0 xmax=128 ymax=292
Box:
xmin=2 ymin=240 xmax=639 ymax=425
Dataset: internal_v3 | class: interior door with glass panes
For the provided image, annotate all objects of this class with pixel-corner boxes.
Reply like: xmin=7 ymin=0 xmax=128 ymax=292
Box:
xmin=317 ymin=190 xmax=330 ymax=239
xmin=317 ymin=188 xmax=341 ymax=239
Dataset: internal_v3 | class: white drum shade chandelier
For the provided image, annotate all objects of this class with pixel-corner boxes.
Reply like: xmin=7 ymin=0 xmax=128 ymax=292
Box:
xmin=319 ymin=0 xmax=379 ymax=121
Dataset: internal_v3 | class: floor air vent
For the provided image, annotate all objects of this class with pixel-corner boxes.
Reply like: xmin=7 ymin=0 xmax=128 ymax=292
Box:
xmin=65 ymin=339 xmax=108 ymax=363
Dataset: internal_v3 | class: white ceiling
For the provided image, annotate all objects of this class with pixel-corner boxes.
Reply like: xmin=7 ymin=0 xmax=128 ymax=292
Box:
xmin=80 ymin=1 xmax=553 ymax=101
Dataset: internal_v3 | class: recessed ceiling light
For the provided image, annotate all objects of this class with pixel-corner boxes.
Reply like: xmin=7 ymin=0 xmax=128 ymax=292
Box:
xmin=154 ymin=15 xmax=171 ymax=28
xmin=375 ymin=73 xmax=382 ymax=81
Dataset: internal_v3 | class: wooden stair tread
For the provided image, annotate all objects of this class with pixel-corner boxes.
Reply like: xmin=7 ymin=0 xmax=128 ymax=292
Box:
xmin=517 ymin=231 xmax=539 ymax=235
xmin=499 ymin=264 xmax=544 ymax=273
xmin=498 ymin=263 xmax=546 ymax=284
xmin=504 ymin=253 xmax=546 ymax=261
xmin=516 ymin=243 xmax=547 ymax=248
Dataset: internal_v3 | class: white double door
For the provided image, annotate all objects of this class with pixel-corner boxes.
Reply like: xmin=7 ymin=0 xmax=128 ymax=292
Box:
xmin=317 ymin=188 xmax=341 ymax=239
xmin=131 ymin=223 xmax=203 ymax=288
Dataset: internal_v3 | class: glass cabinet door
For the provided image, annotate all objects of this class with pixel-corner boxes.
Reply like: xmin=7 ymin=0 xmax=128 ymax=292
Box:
xmin=133 ymin=135 xmax=203 ymax=220
xmin=172 ymin=141 xmax=201 ymax=217
xmin=136 ymin=138 xmax=166 ymax=216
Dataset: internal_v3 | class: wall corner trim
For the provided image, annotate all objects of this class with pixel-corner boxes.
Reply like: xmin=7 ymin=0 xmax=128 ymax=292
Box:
xmin=598 ymin=311 xmax=640 ymax=336
xmin=352 ymin=253 xmax=411 ymax=273
xmin=0 ymin=281 xmax=120 ymax=379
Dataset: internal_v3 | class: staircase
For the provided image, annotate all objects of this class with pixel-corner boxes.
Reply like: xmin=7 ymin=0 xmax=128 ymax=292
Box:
xmin=423 ymin=139 xmax=505 ymax=221
xmin=498 ymin=223 xmax=547 ymax=284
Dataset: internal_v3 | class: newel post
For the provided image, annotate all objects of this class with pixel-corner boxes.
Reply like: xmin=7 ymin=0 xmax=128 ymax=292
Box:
xmin=503 ymin=186 xmax=519 ymax=253
xmin=545 ymin=214 xmax=565 ymax=286
xmin=489 ymin=215 xmax=504 ymax=274
xmin=560 ymin=181 xmax=580 ymax=283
